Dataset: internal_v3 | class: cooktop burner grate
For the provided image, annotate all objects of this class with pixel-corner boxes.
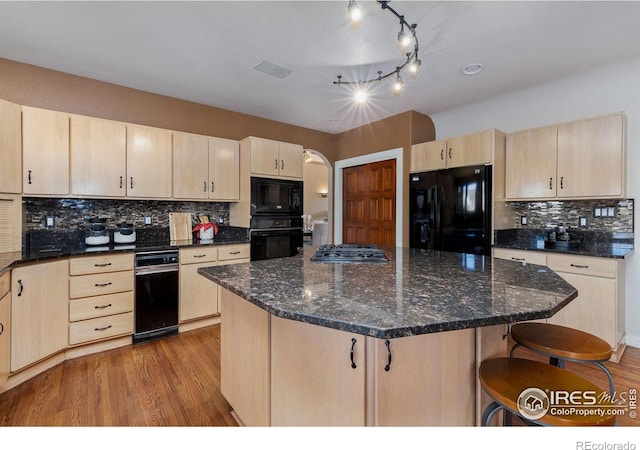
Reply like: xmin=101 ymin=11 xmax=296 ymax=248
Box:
xmin=310 ymin=244 xmax=389 ymax=263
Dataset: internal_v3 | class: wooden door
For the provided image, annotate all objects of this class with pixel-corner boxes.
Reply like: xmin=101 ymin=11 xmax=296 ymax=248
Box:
xmin=505 ymin=126 xmax=558 ymax=199
xmin=22 ymin=106 xmax=69 ymax=195
xmin=557 ymin=114 xmax=624 ymax=198
xmin=172 ymin=132 xmax=209 ymax=199
xmin=11 ymin=260 xmax=69 ymax=371
xmin=209 ymin=137 xmax=240 ymax=200
xmin=71 ymin=115 xmax=127 ymax=197
xmin=0 ymin=99 xmax=21 ymax=194
xmin=126 ymin=125 xmax=172 ymax=198
xmin=343 ymin=159 xmax=396 ymax=246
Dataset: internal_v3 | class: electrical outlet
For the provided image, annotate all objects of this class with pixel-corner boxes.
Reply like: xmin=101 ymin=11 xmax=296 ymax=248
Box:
xmin=594 ymin=208 xmax=602 ymax=217
xmin=579 ymin=217 xmax=588 ymax=227
xmin=520 ymin=216 xmax=527 ymax=226
xmin=45 ymin=216 xmax=55 ymax=227
xmin=144 ymin=216 xmax=152 ymax=225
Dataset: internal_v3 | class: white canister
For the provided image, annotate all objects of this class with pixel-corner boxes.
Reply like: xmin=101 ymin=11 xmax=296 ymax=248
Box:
xmin=200 ymin=227 xmax=214 ymax=240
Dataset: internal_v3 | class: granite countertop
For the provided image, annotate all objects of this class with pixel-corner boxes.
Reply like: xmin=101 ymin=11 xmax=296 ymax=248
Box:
xmin=198 ymin=246 xmax=578 ymax=339
xmin=493 ymin=229 xmax=634 ymax=259
xmin=0 ymin=226 xmax=250 ymax=273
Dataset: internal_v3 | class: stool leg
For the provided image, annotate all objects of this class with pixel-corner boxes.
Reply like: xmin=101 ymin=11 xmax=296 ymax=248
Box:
xmin=509 ymin=343 xmax=521 ymax=358
xmin=594 ymin=361 xmax=615 ymax=396
xmin=549 ymin=357 xmax=565 ymax=368
xmin=482 ymin=401 xmax=504 ymax=426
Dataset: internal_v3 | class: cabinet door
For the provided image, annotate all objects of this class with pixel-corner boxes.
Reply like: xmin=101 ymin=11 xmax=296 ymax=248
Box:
xmin=0 ymin=273 xmax=10 ymax=389
xmin=172 ymin=132 xmax=209 ymax=199
xmin=271 ymin=316 xmax=365 ymax=426
xmin=249 ymin=137 xmax=280 ymax=176
xmin=22 ymin=107 xmax=69 ymax=195
xmin=71 ymin=115 xmax=127 ymax=197
xmin=547 ymin=272 xmax=617 ymax=348
xmin=447 ymin=130 xmax=493 ymax=168
xmin=11 ymin=260 xmax=69 ymax=371
xmin=411 ymin=140 xmax=446 ymax=172
xmin=505 ymin=126 xmax=558 ymax=199
xmin=277 ymin=142 xmax=303 ymax=179
xmin=557 ymin=114 xmax=625 ymax=198
xmin=493 ymin=248 xmax=547 ymax=266
xmin=209 ymin=137 xmax=240 ymax=200
xmin=372 ymin=329 xmax=475 ymax=426
xmin=0 ymin=99 xmax=22 ymax=194
xmin=126 ymin=125 xmax=172 ymax=198
xmin=179 ymin=262 xmax=219 ymax=322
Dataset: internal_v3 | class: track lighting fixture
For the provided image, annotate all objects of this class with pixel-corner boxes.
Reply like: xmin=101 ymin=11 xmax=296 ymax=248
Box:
xmin=334 ymin=0 xmax=420 ymax=100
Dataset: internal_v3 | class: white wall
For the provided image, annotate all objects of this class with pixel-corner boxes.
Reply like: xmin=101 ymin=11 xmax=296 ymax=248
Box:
xmin=429 ymin=58 xmax=640 ymax=348
xmin=303 ymin=162 xmax=329 ymax=226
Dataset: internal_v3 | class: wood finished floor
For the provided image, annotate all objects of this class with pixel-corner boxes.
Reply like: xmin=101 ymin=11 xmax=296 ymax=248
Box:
xmin=0 ymin=324 xmax=638 ymax=426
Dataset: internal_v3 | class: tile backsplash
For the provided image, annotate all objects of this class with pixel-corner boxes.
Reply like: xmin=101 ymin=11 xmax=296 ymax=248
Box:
xmin=23 ymin=197 xmax=231 ymax=231
xmin=505 ymin=199 xmax=634 ymax=233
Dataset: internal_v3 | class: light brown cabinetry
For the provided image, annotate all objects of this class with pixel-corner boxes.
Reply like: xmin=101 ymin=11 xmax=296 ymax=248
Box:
xmin=246 ymin=136 xmax=303 ymax=179
xmin=68 ymin=253 xmax=134 ymax=346
xmin=126 ymin=124 xmax=173 ymax=198
xmin=546 ymin=254 xmax=625 ymax=361
xmin=173 ymin=133 xmax=240 ymax=201
xmin=0 ymin=99 xmax=22 ymax=194
xmin=11 ymin=260 xmax=69 ymax=371
xmin=505 ymin=113 xmax=626 ymax=200
xmin=0 ymin=272 xmax=10 ymax=389
xmin=220 ymin=287 xmax=271 ymax=426
xmin=70 ymin=115 xmax=127 ymax=197
xmin=492 ymin=248 xmax=547 ymax=266
xmin=271 ymin=316 xmax=366 ymax=426
xmin=22 ymin=106 xmax=70 ymax=195
xmin=411 ymin=130 xmax=494 ymax=172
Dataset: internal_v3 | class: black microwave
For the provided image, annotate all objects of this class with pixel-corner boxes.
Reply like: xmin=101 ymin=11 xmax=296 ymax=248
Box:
xmin=251 ymin=177 xmax=303 ymax=216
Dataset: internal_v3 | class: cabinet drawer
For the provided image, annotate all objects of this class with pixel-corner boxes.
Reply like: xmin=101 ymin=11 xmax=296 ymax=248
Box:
xmin=70 ymin=253 xmax=134 ymax=275
xmin=69 ymin=311 xmax=133 ymax=345
xmin=69 ymin=291 xmax=134 ymax=322
xmin=546 ymin=254 xmax=618 ymax=278
xmin=218 ymin=244 xmax=250 ymax=261
xmin=69 ymin=270 xmax=134 ymax=299
xmin=180 ymin=247 xmax=218 ymax=265
xmin=493 ymin=248 xmax=547 ymax=266
xmin=0 ymin=272 xmax=9 ymax=298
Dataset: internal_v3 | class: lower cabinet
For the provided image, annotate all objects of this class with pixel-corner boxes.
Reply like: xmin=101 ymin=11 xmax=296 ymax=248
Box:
xmin=11 ymin=260 xmax=69 ymax=372
xmin=0 ymin=272 xmax=11 ymax=390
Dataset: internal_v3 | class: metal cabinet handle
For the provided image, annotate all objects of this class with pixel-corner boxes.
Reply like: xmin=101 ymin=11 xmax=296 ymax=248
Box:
xmin=94 ymin=282 xmax=113 ymax=287
xmin=229 ymin=251 xmax=241 ymax=255
xmin=0 ymin=322 xmax=3 ymax=336
xmin=560 ymin=176 xmax=564 ymax=189
xmin=274 ymin=159 xmax=278 ymax=170
xmin=28 ymin=170 xmax=32 ymax=184
xmin=94 ymin=303 xmax=112 ymax=309
xmin=570 ymin=263 xmax=589 ymax=269
xmin=94 ymin=325 xmax=112 ymax=331
xmin=193 ymin=254 xmax=207 ymax=258
xmin=350 ymin=338 xmax=357 ymax=369
xmin=448 ymin=148 xmax=452 ymax=159
xmin=120 ymin=176 xmax=123 ymax=189
xmin=17 ymin=279 xmax=23 ymax=297
xmin=204 ymin=181 xmax=207 ymax=192
xmin=130 ymin=177 xmax=134 ymax=189
xmin=211 ymin=181 xmax=215 ymax=192
xmin=281 ymin=159 xmax=284 ymax=170
xmin=511 ymin=257 xmax=525 ymax=261
xmin=384 ymin=340 xmax=392 ymax=371
xmin=440 ymin=149 xmax=444 ymax=160
xmin=549 ymin=177 xmax=553 ymax=189
xmin=94 ymin=263 xmax=112 ymax=267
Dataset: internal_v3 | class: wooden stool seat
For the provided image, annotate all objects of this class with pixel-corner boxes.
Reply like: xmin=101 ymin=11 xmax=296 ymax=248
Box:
xmin=510 ymin=322 xmax=615 ymax=395
xmin=479 ymin=358 xmax=616 ymax=426
xmin=511 ymin=322 xmax=612 ymax=361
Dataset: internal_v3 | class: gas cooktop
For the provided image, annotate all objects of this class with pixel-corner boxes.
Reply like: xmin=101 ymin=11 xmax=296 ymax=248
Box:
xmin=310 ymin=244 xmax=389 ymax=264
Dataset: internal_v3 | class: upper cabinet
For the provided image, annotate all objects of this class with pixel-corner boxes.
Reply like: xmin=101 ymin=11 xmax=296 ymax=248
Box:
xmin=0 ymin=99 xmax=22 ymax=194
xmin=411 ymin=130 xmax=494 ymax=172
xmin=247 ymin=136 xmax=303 ymax=179
xmin=126 ymin=124 xmax=173 ymax=198
xmin=22 ymin=106 xmax=70 ymax=196
xmin=71 ymin=115 xmax=127 ymax=197
xmin=505 ymin=113 xmax=626 ymax=200
xmin=173 ymin=133 xmax=240 ymax=201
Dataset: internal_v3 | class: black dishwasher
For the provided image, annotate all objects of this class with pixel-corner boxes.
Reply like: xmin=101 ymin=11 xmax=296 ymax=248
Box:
xmin=134 ymin=250 xmax=179 ymax=344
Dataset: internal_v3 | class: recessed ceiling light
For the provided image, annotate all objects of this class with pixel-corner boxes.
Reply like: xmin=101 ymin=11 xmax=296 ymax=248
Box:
xmin=462 ymin=64 xmax=483 ymax=75
xmin=254 ymin=60 xmax=293 ymax=79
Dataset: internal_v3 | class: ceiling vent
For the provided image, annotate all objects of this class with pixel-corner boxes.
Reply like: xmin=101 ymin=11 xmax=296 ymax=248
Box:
xmin=254 ymin=60 xmax=293 ymax=79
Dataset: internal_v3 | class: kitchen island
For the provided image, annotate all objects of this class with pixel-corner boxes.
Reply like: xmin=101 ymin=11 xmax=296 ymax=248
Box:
xmin=199 ymin=246 xmax=578 ymax=426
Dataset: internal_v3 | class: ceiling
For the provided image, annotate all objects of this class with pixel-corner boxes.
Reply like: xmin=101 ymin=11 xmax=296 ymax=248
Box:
xmin=1 ymin=1 xmax=639 ymax=134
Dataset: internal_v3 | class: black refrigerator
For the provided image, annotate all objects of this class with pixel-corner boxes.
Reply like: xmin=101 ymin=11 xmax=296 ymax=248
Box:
xmin=409 ymin=165 xmax=492 ymax=256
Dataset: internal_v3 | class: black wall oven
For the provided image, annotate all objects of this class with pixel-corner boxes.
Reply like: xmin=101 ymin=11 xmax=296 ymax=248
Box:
xmin=250 ymin=216 xmax=303 ymax=261
xmin=251 ymin=177 xmax=302 ymax=216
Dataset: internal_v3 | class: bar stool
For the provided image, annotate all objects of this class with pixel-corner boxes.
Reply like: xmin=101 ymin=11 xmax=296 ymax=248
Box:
xmin=509 ymin=322 xmax=615 ymax=395
xmin=479 ymin=358 xmax=616 ymax=426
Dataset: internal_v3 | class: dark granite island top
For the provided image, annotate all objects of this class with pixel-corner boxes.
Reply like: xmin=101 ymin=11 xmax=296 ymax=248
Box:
xmin=198 ymin=246 xmax=578 ymax=339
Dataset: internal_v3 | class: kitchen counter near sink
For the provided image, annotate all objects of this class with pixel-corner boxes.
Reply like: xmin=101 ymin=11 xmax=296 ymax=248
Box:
xmin=198 ymin=246 xmax=579 ymax=426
